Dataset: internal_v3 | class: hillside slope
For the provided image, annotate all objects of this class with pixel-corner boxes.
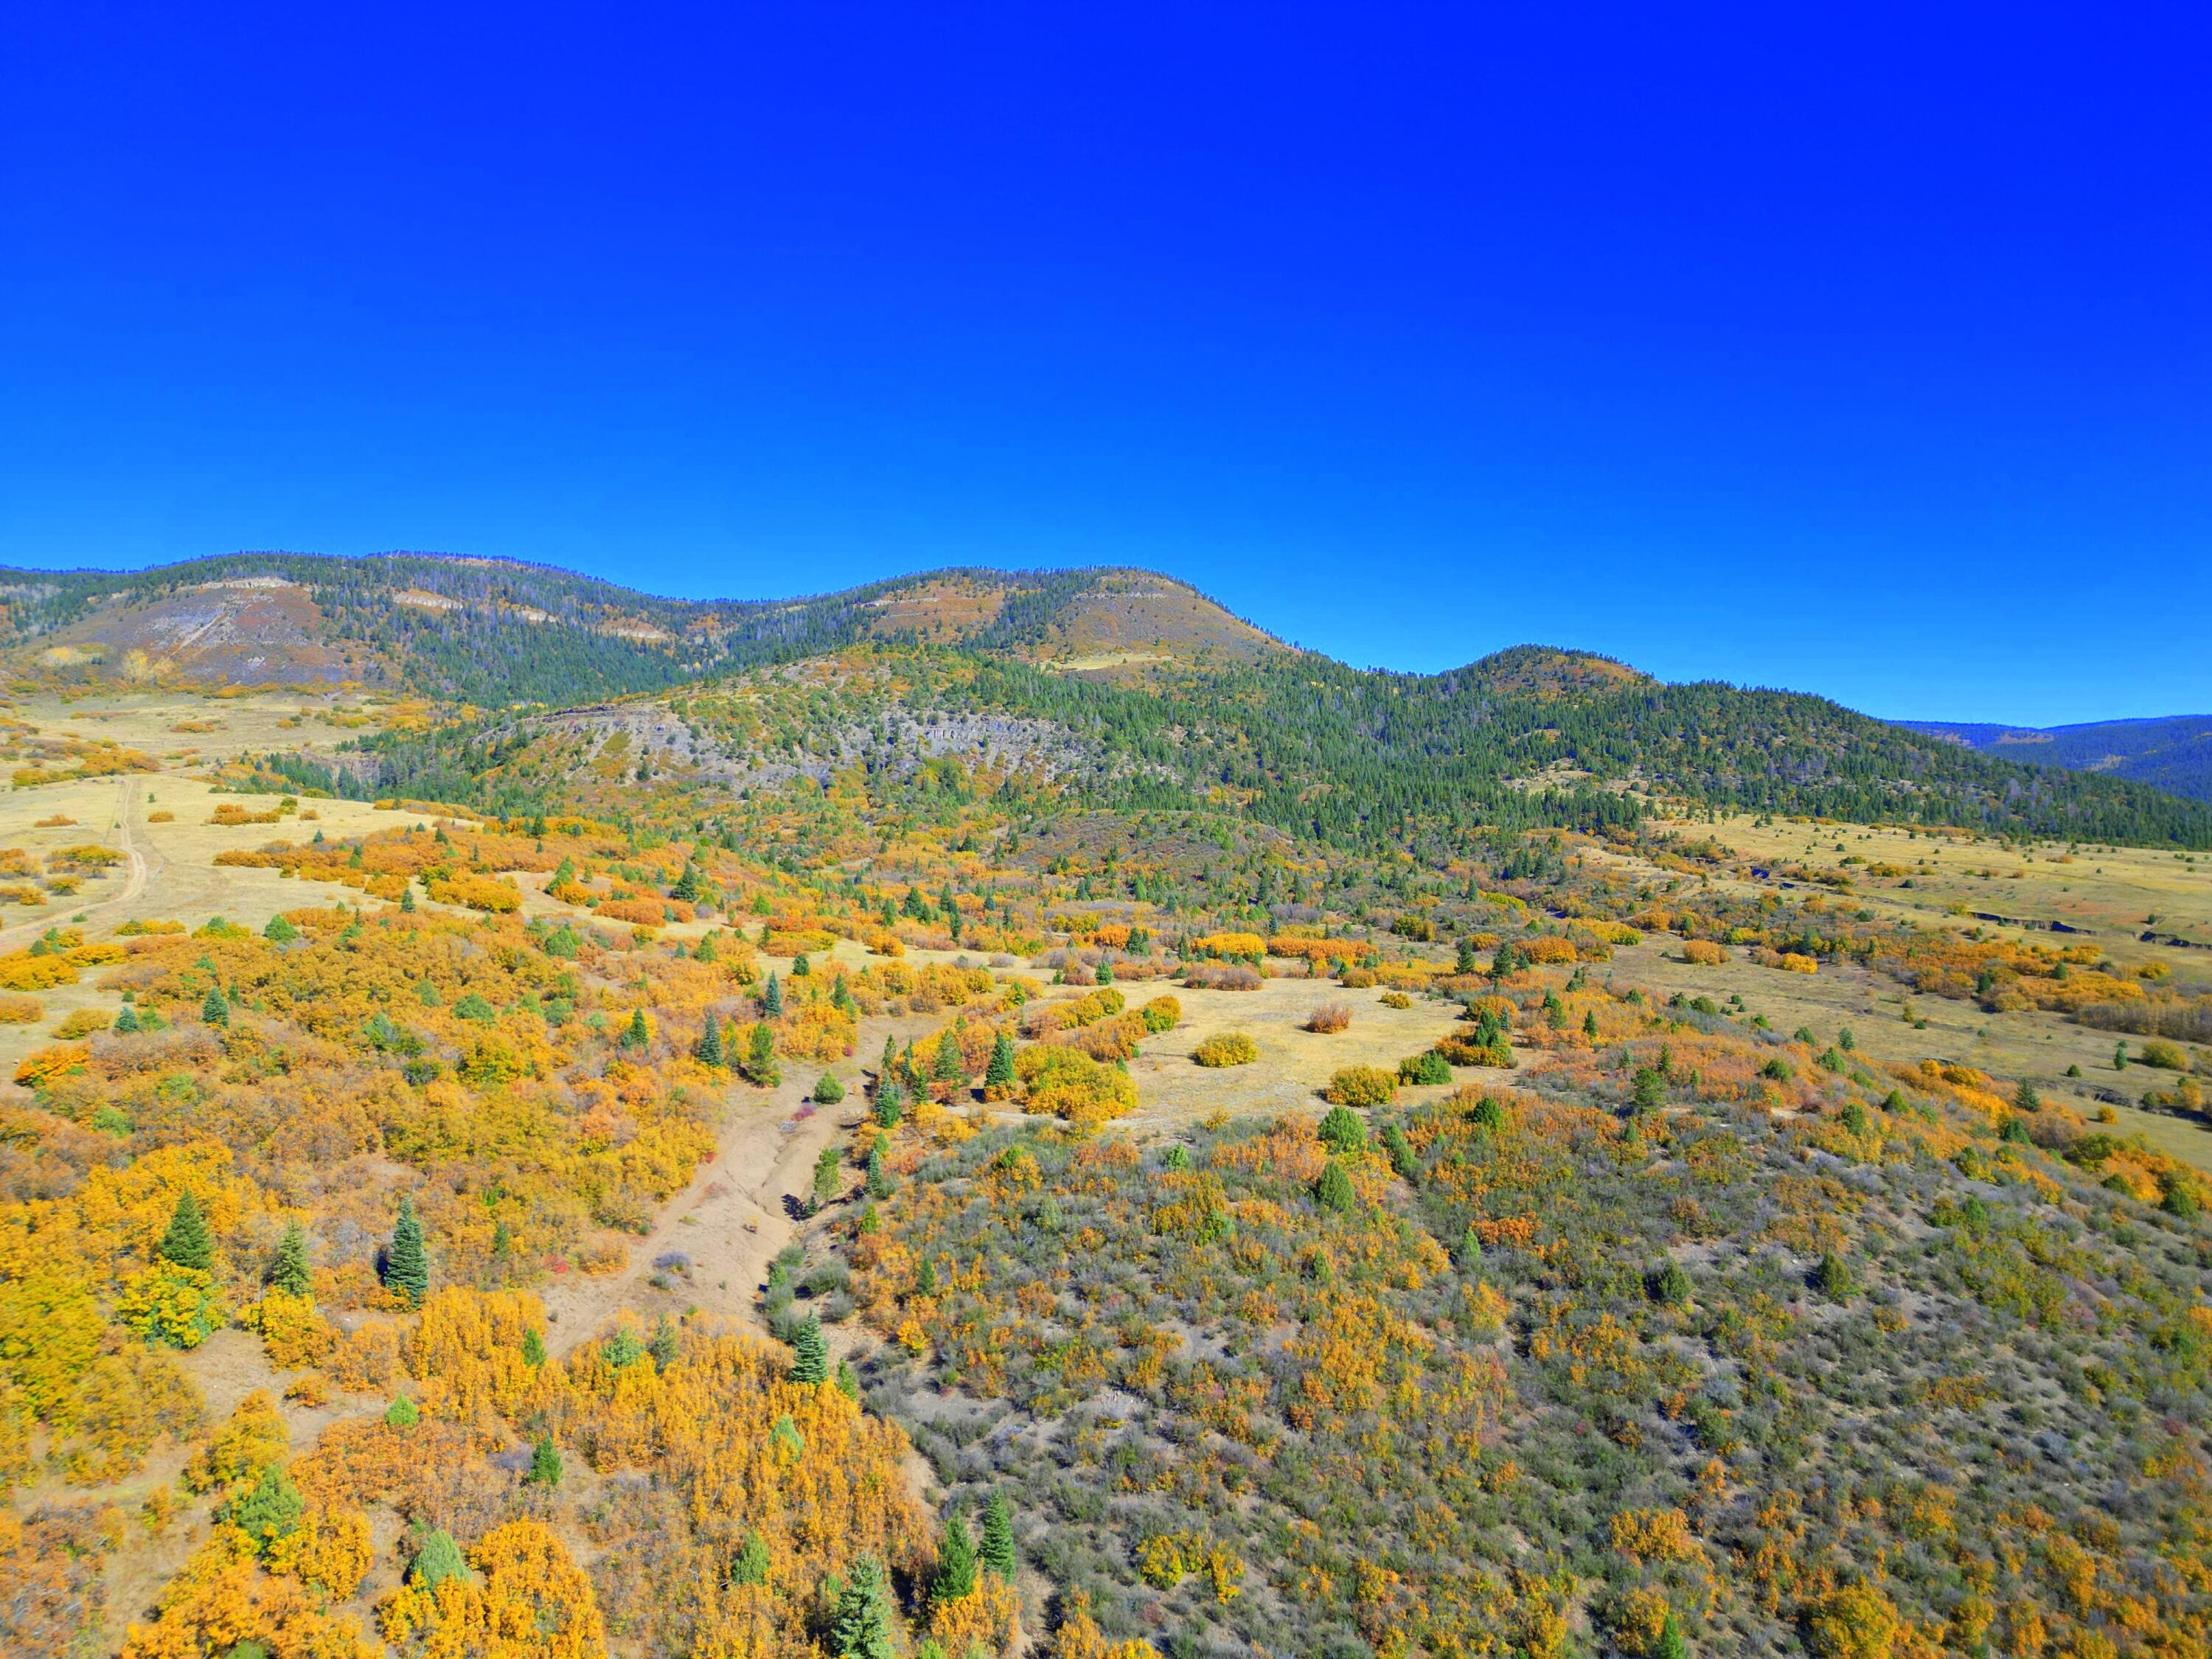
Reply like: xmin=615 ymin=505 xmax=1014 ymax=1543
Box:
xmin=0 ymin=556 xmax=1279 ymax=703
xmin=1902 ymin=715 xmax=2212 ymax=803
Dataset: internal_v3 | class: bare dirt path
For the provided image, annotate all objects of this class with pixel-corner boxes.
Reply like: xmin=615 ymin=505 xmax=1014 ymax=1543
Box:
xmin=0 ymin=773 xmax=155 ymax=949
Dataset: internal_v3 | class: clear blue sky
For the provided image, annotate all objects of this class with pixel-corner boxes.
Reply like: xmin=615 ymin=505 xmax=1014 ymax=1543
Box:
xmin=3 ymin=4 xmax=2205 ymax=725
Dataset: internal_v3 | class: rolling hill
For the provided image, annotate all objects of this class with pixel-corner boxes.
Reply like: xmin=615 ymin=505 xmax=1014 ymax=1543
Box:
xmin=1901 ymin=715 xmax=2212 ymax=803
xmin=5 ymin=552 xmax=2211 ymax=847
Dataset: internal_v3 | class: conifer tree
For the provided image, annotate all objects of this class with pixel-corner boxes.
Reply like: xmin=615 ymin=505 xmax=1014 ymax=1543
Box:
xmin=650 ymin=1315 xmax=681 ymax=1371
xmin=224 ymin=1463 xmax=303 ymax=1551
xmin=269 ymin=1220 xmax=312 ymax=1296
xmin=790 ymin=1314 xmax=828 ymax=1384
xmin=981 ymin=1491 xmax=1017 ymax=1579
xmin=931 ymin=1509 xmax=977 ymax=1607
xmin=202 ymin=986 xmax=229 ymax=1026
xmin=1315 ymin=1160 xmax=1355 ymax=1214
xmin=383 ymin=1195 xmax=428 ymax=1306
xmin=625 ymin=1007 xmax=650 ymax=1048
xmin=829 ymin=1555 xmax=896 ymax=1659
xmin=933 ymin=1029 xmax=966 ymax=1085
xmin=113 ymin=1005 xmax=140 ymax=1034
xmin=866 ymin=1139 xmax=893 ymax=1200
xmin=521 ymin=1327 xmax=547 ymax=1368
xmin=671 ymin=860 xmax=702 ymax=902
xmin=263 ymin=913 xmax=299 ymax=943
xmin=400 ymin=883 xmax=416 ymax=912
xmin=159 ymin=1190 xmax=215 ymax=1271
xmin=697 ymin=931 xmax=719 ymax=963
xmin=411 ymin=1528 xmax=468 ymax=1590
xmin=747 ymin=1021 xmax=779 ymax=1087
xmin=385 ymin=1394 xmax=420 ymax=1427
xmin=984 ymin=1032 xmax=1015 ymax=1093
xmin=763 ymin=973 xmax=783 ymax=1017
xmin=874 ymin=1074 xmax=903 ymax=1128
xmin=694 ymin=1016 xmax=724 ymax=1067
xmin=731 ymin=1530 xmax=770 ymax=1586
xmin=527 ymin=1433 xmax=563 ymax=1486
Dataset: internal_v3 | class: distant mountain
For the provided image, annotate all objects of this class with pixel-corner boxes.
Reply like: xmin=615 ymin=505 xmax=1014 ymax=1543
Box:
xmin=7 ymin=551 xmax=2210 ymax=846
xmin=0 ymin=555 xmax=1281 ymax=704
xmin=1899 ymin=714 xmax=2212 ymax=802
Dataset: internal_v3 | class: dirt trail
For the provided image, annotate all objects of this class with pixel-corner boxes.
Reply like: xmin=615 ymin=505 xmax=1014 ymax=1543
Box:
xmin=0 ymin=774 xmax=155 ymax=950
xmin=538 ymin=1012 xmax=911 ymax=1354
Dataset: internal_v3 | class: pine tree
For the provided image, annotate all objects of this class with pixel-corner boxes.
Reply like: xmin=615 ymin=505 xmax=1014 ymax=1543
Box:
xmin=792 ymin=953 xmax=810 ymax=978
xmin=201 ymin=987 xmax=229 ymax=1026
xmin=383 ymin=1195 xmax=428 ymax=1306
xmin=866 ymin=1139 xmax=893 ymax=1200
xmin=625 ymin=1007 xmax=650 ymax=1048
xmin=694 ymin=1017 xmax=724 ymax=1067
xmin=159 ymin=1190 xmax=214 ymax=1271
xmin=880 ymin=1033 xmax=898 ymax=1078
xmin=521 ymin=1327 xmax=546 ymax=1368
xmin=385 ymin=1394 xmax=420 ymax=1427
xmin=747 ymin=1021 xmax=779 ymax=1087
xmin=400 ymin=883 xmax=416 ymax=912
xmin=1655 ymin=1613 xmax=1689 ymax=1659
xmin=650 ymin=1315 xmax=681 ymax=1371
xmin=932 ymin=1029 xmax=966 ymax=1085
xmin=731 ymin=1529 xmax=770 ymax=1586
xmin=1315 ymin=1160 xmax=1355 ymax=1214
xmin=269 ymin=1221 xmax=312 ymax=1296
xmin=224 ymin=1463 xmax=304 ymax=1551
xmin=980 ymin=1491 xmax=1017 ymax=1579
xmin=931 ymin=1509 xmax=977 ymax=1606
xmin=113 ymin=1005 xmax=140 ymax=1034
xmin=527 ymin=1433 xmax=563 ymax=1486
xmin=829 ymin=1555 xmax=897 ymax=1659
xmin=763 ymin=973 xmax=783 ymax=1017
xmin=984 ymin=1032 xmax=1015 ymax=1094
xmin=697 ymin=931 xmax=719 ymax=963
xmin=2014 ymin=1077 xmax=2041 ymax=1112
xmin=874 ymin=1074 xmax=903 ymax=1128
xmin=411 ymin=1528 xmax=468 ymax=1590
xmin=790 ymin=1315 xmax=828 ymax=1385
xmin=1583 ymin=1009 xmax=1599 ymax=1039
xmin=263 ymin=913 xmax=299 ymax=943
xmin=671 ymin=860 xmax=702 ymax=902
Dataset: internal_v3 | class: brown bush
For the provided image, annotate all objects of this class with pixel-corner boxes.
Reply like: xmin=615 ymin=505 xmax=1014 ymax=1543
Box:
xmin=1184 ymin=962 xmax=1262 ymax=992
xmin=1305 ymin=1000 xmax=1354 ymax=1034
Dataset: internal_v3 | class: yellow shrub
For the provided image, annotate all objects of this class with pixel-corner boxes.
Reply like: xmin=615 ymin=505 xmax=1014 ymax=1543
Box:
xmin=187 ymin=1390 xmax=290 ymax=1491
xmin=1523 ymin=936 xmax=1579 ymax=964
xmin=52 ymin=1007 xmax=109 ymax=1039
xmin=0 ymin=995 xmax=42 ymax=1023
xmin=1326 ymin=1065 xmax=1397 ymax=1107
xmin=1017 ymin=1044 xmax=1137 ymax=1132
xmin=268 ymin=1508 xmax=374 ymax=1600
xmin=426 ymin=872 xmax=521 ymax=914
xmin=245 ymin=1290 xmax=335 ymax=1369
xmin=777 ymin=999 xmax=856 ymax=1062
xmin=1192 ymin=1033 xmax=1258 ymax=1068
xmin=117 ymin=1261 xmax=226 ymax=1350
xmin=0 ymin=952 xmax=78 ymax=990
xmin=1681 ymin=939 xmax=1728 ymax=966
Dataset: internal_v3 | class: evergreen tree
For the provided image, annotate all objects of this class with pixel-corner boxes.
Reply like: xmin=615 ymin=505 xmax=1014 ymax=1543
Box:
xmin=201 ymin=986 xmax=229 ymax=1026
xmin=731 ymin=1530 xmax=770 ymax=1586
xmin=263 ymin=913 xmax=299 ymax=943
xmin=383 ymin=1195 xmax=429 ymax=1307
xmin=411 ymin=1528 xmax=468 ymax=1590
xmin=693 ymin=1016 xmax=724 ymax=1067
xmin=828 ymin=1555 xmax=897 ymax=1659
xmin=813 ymin=1071 xmax=846 ymax=1105
xmin=980 ymin=1491 xmax=1017 ymax=1579
xmin=671 ymin=860 xmax=702 ymax=902
xmin=2014 ymin=1077 xmax=2041 ymax=1112
xmin=1583 ymin=1009 xmax=1599 ymax=1039
xmin=984 ymin=1032 xmax=1016 ymax=1093
xmin=1655 ymin=1613 xmax=1689 ymax=1659
xmin=931 ymin=1509 xmax=977 ymax=1607
xmin=522 ymin=1326 xmax=547 ymax=1368
xmin=874 ymin=1074 xmax=903 ymax=1128
xmin=790 ymin=1314 xmax=829 ymax=1385
xmin=792 ymin=953 xmax=810 ymax=977
xmin=625 ymin=1007 xmax=650 ymax=1048
xmin=880 ymin=1033 xmax=899 ymax=1078
xmin=113 ymin=1005 xmax=140 ymax=1034
xmin=811 ymin=1146 xmax=842 ymax=1214
xmin=159 ymin=1189 xmax=215 ymax=1271
xmin=696 ymin=931 xmax=719 ymax=963
xmin=269 ymin=1221 xmax=312 ymax=1296
xmin=399 ymin=883 xmax=417 ymax=912
xmin=650 ymin=1315 xmax=681 ymax=1371
xmin=932 ymin=1029 xmax=966 ymax=1085
xmin=1315 ymin=1161 xmax=1356 ymax=1213
xmin=526 ymin=1433 xmax=563 ymax=1486
xmin=747 ymin=1021 xmax=779 ymax=1087
xmin=835 ymin=1358 xmax=860 ymax=1400
xmin=224 ymin=1462 xmax=304 ymax=1551
xmin=763 ymin=973 xmax=783 ymax=1017
xmin=866 ymin=1139 xmax=893 ymax=1200
xmin=385 ymin=1394 xmax=420 ymax=1427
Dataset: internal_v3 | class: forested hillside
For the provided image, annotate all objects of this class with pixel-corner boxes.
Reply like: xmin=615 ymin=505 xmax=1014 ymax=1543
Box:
xmin=1902 ymin=715 xmax=2212 ymax=804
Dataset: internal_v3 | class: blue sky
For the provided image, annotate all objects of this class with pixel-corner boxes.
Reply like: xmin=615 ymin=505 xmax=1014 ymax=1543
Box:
xmin=2 ymin=4 xmax=2205 ymax=725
